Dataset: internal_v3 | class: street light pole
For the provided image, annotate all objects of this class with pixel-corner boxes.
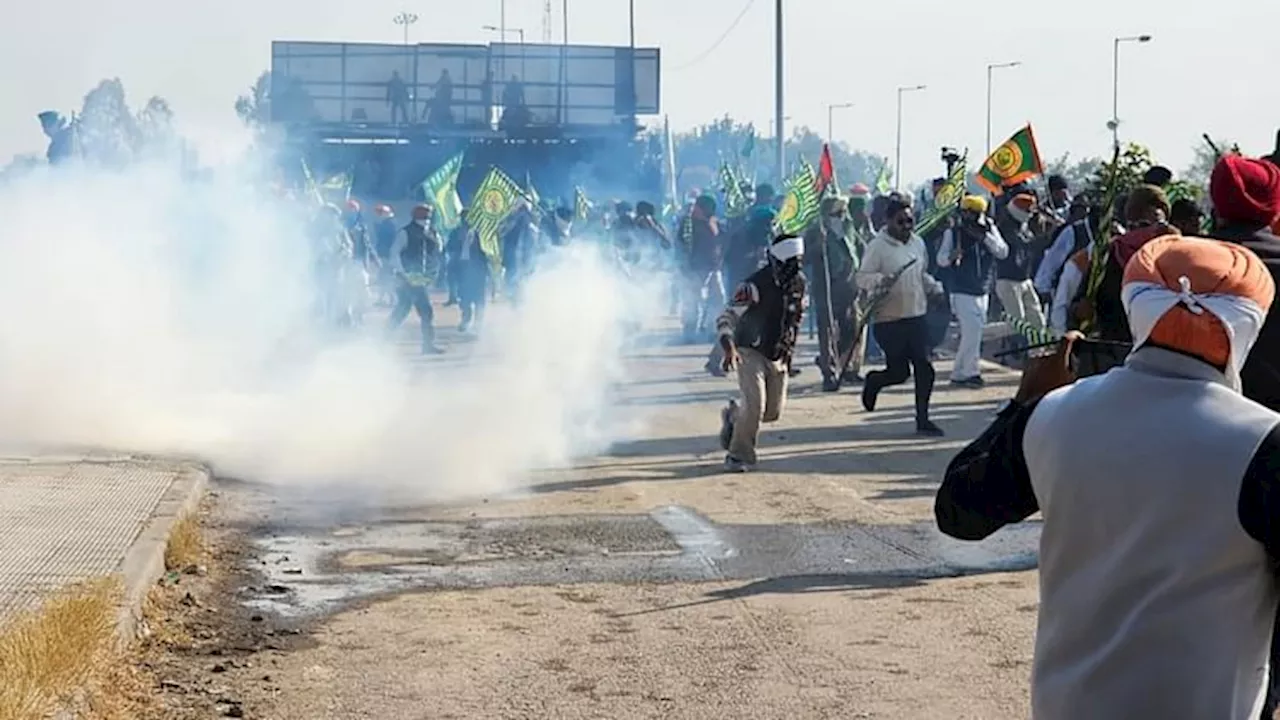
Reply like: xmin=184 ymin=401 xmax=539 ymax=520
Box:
xmin=894 ymin=85 xmax=926 ymax=191
xmin=827 ymin=102 xmax=853 ymax=144
xmin=774 ymin=0 xmax=784 ymax=179
xmin=985 ymin=61 xmax=1021 ymax=156
xmin=500 ymin=0 xmax=506 ymax=51
xmin=393 ymin=11 xmax=418 ymax=46
xmin=1112 ymin=34 xmax=1152 ymax=150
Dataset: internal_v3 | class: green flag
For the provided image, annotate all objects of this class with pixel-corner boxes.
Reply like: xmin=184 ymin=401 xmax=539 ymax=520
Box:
xmin=718 ymin=162 xmax=748 ymax=219
xmin=422 ymin=152 xmax=465 ymax=231
xmin=466 ymin=167 xmax=523 ymax=258
xmin=774 ymin=161 xmax=820 ymax=235
xmin=976 ymin=124 xmax=1044 ymax=195
xmin=874 ymin=160 xmax=892 ymax=196
xmin=916 ymin=158 xmax=967 ymax=237
xmin=299 ymin=159 xmax=325 ymax=205
xmin=740 ymin=128 xmax=756 ymax=159
xmin=319 ymin=171 xmax=353 ymax=198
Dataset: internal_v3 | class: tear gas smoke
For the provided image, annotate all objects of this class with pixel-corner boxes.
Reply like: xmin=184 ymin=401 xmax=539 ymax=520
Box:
xmin=0 ymin=154 xmax=665 ymax=503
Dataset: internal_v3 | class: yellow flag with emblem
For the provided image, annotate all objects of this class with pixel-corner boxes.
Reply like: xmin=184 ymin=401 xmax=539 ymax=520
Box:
xmin=465 ymin=167 xmax=524 ymax=258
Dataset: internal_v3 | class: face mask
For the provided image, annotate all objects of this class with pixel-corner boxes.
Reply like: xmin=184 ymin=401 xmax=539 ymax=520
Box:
xmin=415 ymin=218 xmax=428 ymax=227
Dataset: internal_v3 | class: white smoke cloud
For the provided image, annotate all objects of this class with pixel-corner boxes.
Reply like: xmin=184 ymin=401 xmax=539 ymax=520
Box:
xmin=0 ymin=151 xmax=664 ymax=504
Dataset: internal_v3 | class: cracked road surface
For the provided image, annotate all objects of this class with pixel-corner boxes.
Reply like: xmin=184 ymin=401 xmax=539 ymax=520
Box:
xmin=204 ymin=320 xmax=1040 ymax=719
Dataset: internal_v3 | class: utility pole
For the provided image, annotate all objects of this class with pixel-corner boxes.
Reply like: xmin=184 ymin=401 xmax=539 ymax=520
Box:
xmin=773 ymin=0 xmax=784 ymax=180
xmin=1111 ymin=35 xmax=1152 ymax=150
xmin=985 ymin=61 xmax=1020 ymax=156
xmin=827 ymin=102 xmax=853 ymax=145
xmin=393 ymin=11 xmax=418 ymax=47
xmin=894 ymin=85 xmax=926 ymax=191
xmin=541 ymin=1 xmax=552 ymax=43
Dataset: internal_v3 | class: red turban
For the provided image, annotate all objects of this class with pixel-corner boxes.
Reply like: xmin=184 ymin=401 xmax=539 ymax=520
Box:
xmin=1209 ymin=155 xmax=1280 ymax=226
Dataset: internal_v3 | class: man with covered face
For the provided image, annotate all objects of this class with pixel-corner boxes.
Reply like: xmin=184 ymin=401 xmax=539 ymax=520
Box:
xmin=715 ymin=233 xmax=809 ymax=472
xmin=386 ymin=204 xmax=446 ymax=354
xmin=805 ymin=195 xmax=860 ymax=391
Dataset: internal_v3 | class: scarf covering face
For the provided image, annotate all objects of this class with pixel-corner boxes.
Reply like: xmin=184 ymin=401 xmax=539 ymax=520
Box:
xmin=768 ymin=236 xmax=807 ymax=362
xmin=1121 ymin=235 xmax=1275 ymax=390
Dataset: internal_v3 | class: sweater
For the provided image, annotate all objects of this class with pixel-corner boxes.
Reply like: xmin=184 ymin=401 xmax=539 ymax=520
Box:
xmin=936 ymin=347 xmax=1280 ymax=720
xmin=855 ymin=228 xmax=944 ymax=323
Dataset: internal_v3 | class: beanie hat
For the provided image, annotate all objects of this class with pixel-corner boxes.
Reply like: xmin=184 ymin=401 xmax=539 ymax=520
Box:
xmin=1125 ymin=184 xmax=1171 ymax=222
xmin=1122 ymin=235 xmax=1274 ymax=389
xmin=1209 ymin=155 xmax=1280 ymax=226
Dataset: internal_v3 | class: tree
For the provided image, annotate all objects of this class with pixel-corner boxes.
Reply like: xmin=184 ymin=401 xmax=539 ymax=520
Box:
xmin=235 ymin=71 xmax=272 ymax=127
xmin=1044 ymin=152 xmax=1103 ymax=194
xmin=1182 ymin=136 xmax=1233 ymax=190
xmin=660 ymin=114 xmax=884 ymax=198
xmin=235 ymin=71 xmax=315 ymax=127
xmin=1083 ymin=142 xmax=1202 ymax=209
xmin=78 ymin=78 xmax=142 ymax=166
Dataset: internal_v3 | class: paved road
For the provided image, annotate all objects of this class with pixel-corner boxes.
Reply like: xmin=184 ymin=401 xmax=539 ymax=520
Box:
xmin=202 ymin=302 xmax=1041 ymax=719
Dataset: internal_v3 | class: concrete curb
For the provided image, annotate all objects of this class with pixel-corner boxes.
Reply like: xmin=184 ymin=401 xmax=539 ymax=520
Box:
xmin=115 ymin=462 xmax=211 ymax=640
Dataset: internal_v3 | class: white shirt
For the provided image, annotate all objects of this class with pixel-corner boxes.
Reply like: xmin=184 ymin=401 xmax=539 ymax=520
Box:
xmin=1035 ymin=223 xmax=1082 ymax=295
xmin=1050 ymin=247 xmax=1090 ymax=334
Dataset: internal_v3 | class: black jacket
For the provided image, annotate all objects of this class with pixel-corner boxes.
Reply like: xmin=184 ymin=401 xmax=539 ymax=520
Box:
xmin=1212 ymin=223 xmax=1280 ymax=411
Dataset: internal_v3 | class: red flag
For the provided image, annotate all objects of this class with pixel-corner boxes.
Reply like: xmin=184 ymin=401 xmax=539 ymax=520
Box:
xmin=817 ymin=143 xmax=836 ymax=195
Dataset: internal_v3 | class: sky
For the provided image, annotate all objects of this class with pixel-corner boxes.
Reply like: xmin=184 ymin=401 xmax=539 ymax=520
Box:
xmin=3 ymin=0 xmax=1278 ymax=184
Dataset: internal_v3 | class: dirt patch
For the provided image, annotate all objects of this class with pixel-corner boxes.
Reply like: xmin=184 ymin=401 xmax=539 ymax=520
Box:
xmin=134 ymin=495 xmax=316 ymax=719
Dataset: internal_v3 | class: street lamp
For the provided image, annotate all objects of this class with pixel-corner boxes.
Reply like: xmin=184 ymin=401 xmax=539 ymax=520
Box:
xmin=827 ymin=102 xmax=854 ymax=144
xmin=482 ymin=25 xmax=525 ymax=43
xmin=894 ymin=85 xmax=926 ymax=191
xmin=483 ymin=25 xmax=526 ymax=82
xmin=1111 ymin=34 xmax=1152 ymax=150
xmin=774 ymin=0 xmax=784 ymax=181
xmin=393 ymin=11 xmax=418 ymax=46
xmin=986 ymin=61 xmax=1021 ymax=155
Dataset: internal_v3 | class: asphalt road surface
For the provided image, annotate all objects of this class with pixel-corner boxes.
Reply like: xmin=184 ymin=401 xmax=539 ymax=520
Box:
xmin=202 ymin=302 xmax=1040 ymax=720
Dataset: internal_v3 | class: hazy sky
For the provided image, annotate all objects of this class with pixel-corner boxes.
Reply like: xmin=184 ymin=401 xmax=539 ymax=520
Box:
xmin=4 ymin=0 xmax=1277 ymax=184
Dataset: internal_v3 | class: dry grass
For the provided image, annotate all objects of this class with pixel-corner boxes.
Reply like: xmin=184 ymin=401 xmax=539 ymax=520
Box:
xmin=164 ymin=512 xmax=206 ymax=572
xmin=0 ymin=578 xmax=122 ymax=720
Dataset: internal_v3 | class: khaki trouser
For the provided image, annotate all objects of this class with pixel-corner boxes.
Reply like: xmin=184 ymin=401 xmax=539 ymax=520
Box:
xmin=729 ymin=347 xmax=789 ymax=465
xmin=995 ymin=278 xmax=1046 ymax=329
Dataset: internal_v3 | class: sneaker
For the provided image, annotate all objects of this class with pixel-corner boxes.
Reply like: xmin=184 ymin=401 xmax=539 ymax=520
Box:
xmin=421 ymin=344 xmax=446 ymax=356
xmin=950 ymin=376 xmax=984 ymax=388
xmin=724 ymin=455 xmax=750 ymax=473
xmin=821 ymin=377 xmax=841 ymax=393
xmin=915 ymin=421 xmax=945 ymax=437
xmin=718 ymin=400 xmax=737 ymax=451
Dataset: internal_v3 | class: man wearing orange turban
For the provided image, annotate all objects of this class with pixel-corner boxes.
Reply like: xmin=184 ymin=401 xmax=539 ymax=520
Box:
xmin=935 ymin=236 xmax=1280 ymax=719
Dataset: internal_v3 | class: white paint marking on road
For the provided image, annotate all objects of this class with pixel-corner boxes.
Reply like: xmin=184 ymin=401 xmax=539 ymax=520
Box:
xmin=650 ymin=505 xmax=737 ymax=562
